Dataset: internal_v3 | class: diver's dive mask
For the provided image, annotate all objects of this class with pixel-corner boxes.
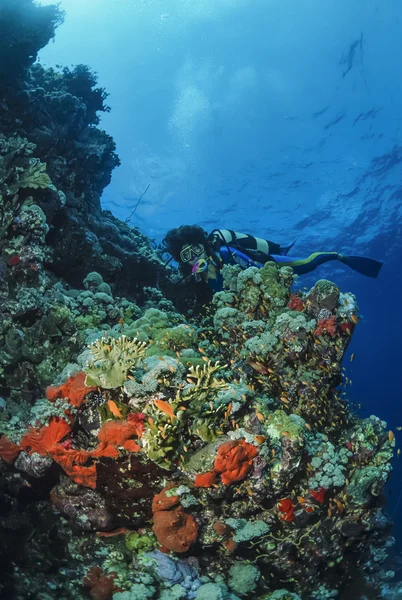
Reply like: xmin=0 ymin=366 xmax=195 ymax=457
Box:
xmin=180 ymin=243 xmax=205 ymax=263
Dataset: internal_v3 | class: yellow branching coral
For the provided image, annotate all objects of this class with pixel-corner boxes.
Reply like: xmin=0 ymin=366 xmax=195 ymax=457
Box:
xmin=84 ymin=335 xmax=148 ymax=389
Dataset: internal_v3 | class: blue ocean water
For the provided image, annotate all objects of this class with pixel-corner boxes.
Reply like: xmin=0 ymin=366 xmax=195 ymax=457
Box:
xmin=37 ymin=0 xmax=402 ymax=544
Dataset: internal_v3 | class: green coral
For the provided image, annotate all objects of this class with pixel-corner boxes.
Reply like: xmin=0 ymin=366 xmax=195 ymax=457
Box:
xmin=264 ymin=410 xmax=305 ymax=442
xmin=308 ymin=437 xmax=349 ymax=489
xmin=125 ymin=532 xmax=156 ymax=554
xmin=84 ymin=335 xmax=148 ymax=388
xmin=243 ymin=330 xmax=278 ymax=359
xmin=260 ymin=592 xmax=301 ymax=600
xmin=228 ymin=563 xmax=260 ymax=596
xmin=347 ymin=465 xmax=391 ymax=506
xmin=195 ymin=582 xmax=240 ymax=600
xmin=113 ymin=583 xmax=156 ymax=600
xmin=0 ymin=136 xmax=50 ymax=196
xmin=159 ymin=585 xmax=187 ymax=600
xmin=225 ymin=518 xmax=270 ymax=543
xmin=154 ymin=324 xmax=198 ymax=351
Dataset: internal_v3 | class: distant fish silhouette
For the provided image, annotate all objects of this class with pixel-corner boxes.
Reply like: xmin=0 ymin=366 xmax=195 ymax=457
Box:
xmin=340 ymin=33 xmax=364 ymax=78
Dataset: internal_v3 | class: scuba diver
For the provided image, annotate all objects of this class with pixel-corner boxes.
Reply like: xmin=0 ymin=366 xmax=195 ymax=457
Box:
xmin=162 ymin=225 xmax=383 ymax=294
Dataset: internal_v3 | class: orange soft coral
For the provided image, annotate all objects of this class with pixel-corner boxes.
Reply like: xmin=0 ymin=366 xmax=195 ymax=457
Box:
xmin=152 ymin=485 xmax=180 ymax=512
xmin=214 ymin=439 xmax=258 ymax=485
xmin=152 ymin=507 xmax=198 ymax=553
xmin=55 ymin=457 xmax=97 ymax=489
xmin=46 ymin=371 xmax=97 ymax=407
xmin=20 ymin=418 xmax=71 ymax=456
xmin=194 ymin=471 xmax=217 ymax=488
xmin=0 ymin=435 xmax=21 ymax=464
xmin=97 ymin=416 xmax=144 ymax=453
xmin=49 ymin=442 xmax=121 ymax=489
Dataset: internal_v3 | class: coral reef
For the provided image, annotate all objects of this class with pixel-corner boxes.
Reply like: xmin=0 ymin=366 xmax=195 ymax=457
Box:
xmin=0 ymin=2 xmax=399 ymax=600
xmin=0 ymin=259 xmax=399 ymax=599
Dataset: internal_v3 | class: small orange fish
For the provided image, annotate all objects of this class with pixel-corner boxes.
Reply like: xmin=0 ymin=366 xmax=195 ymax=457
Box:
xmin=255 ymin=410 xmax=265 ymax=423
xmin=246 ymin=359 xmax=268 ymax=374
xmin=351 ymin=314 xmax=359 ymax=325
xmin=297 ymin=496 xmax=307 ymax=504
xmin=225 ymin=403 xmax=233 ymax=418
xmin=107 ymin=400 xmax=123 ymax=418
xmin=333 ymin=498 xmax=344 ymax=512
xmin=254 ymin=435 xmax=266 ymax=445
xmin=118 ymin=317 xmax=124 ymax=326
xmin=154 ymin=399 xmax=176 ymax=419
xmin=169 ymin=366 xmax=175 ymax=373
xmin=389 ymin=430 xmax=395 ymax=443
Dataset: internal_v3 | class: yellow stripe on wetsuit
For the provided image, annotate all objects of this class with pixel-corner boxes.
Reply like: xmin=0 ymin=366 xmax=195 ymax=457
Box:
xmin=277 ymin=252 xmax=339 ymax=275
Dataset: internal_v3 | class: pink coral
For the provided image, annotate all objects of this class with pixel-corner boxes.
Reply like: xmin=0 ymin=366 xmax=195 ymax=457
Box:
xmin=314 ymin=315 xmax=337 ymax=337
xmin=287 ymin=293 xmax=304 ymax=312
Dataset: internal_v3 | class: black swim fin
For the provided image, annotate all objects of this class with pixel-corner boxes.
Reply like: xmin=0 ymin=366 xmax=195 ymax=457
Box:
xmin=280 ymin=239 xmax=297 ymax=256
xmin=338 ymin=254 xmax=383 ymax=278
